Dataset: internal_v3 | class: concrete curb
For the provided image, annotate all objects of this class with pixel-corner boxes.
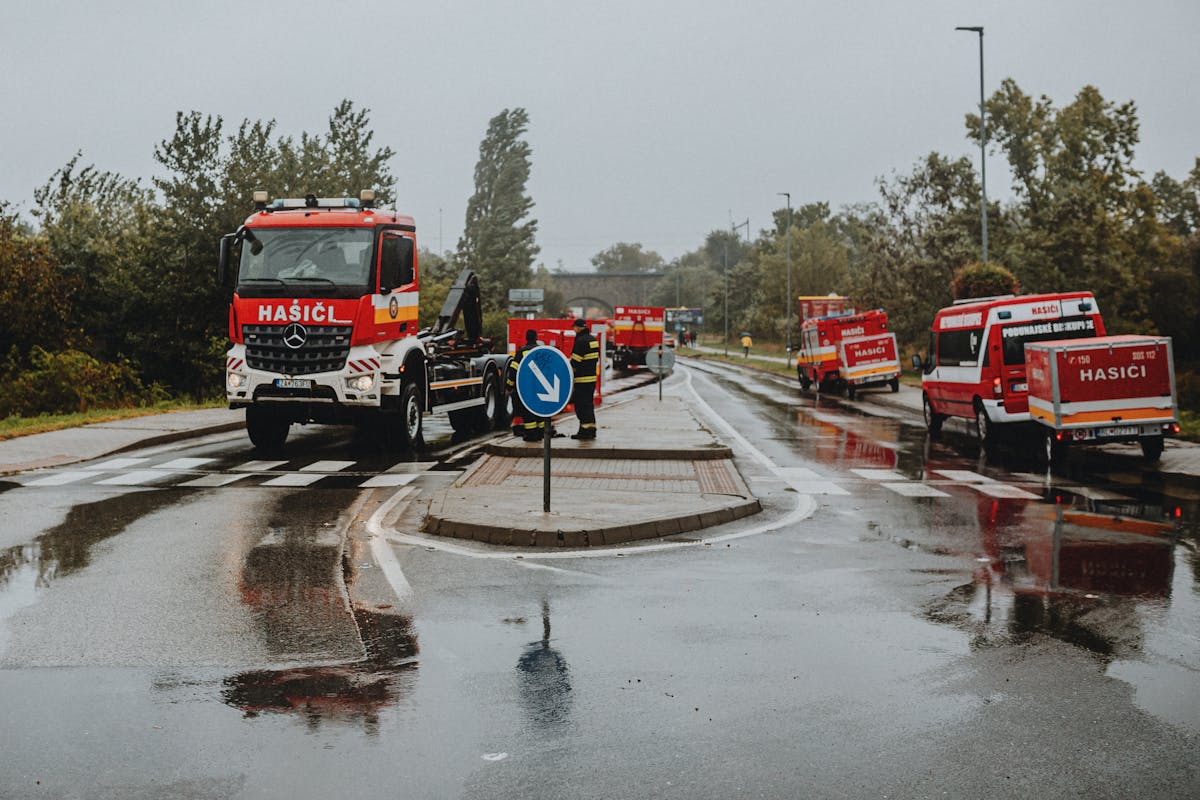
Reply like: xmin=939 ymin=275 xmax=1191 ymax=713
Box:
xmin=421 ymin=495 xmax=762 ymax=548
xmin=485 ymin=441 xmax=734 ymax=460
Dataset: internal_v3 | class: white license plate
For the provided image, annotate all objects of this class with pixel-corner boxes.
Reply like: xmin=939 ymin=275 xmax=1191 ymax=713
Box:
xmin=1098 ymin=425 xmax=1138 ymax=437
xmin=274 ymin=378 xmax=313 ymax=390
xmin=1010 ymin=382 xmax=1028 ymax=392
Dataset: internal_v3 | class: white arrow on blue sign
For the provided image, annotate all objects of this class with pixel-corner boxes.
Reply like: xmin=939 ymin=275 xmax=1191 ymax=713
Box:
xmin=515 ymin=345 xmax=573 ymax=418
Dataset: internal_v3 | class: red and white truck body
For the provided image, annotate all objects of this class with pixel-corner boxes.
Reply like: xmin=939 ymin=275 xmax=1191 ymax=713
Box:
xmin=610 ymin=306 xmax=664 ymax=371
xmin=219 ymin=192 xmax=511 ymax=450
xmin=918 ymin=292 xmax=1104 ymax=433
xmin=838 ymin=332 xmax=901 ymax=394
xmin=797 ymin=308 xmax=898 ymax=397
xmin=1026 ymin=335 xmax=1177 ymax=455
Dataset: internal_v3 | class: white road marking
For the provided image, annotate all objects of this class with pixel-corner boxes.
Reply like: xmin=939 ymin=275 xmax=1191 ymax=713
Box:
xmin=84 ymin=457 xmax=150 ymax=471
xmin=932 ymin=469 xmax=994 ymax=483
xmin=301 ymin=460 xmax=355 ymax=473
xmin=95 ymin=470 xmax=178 ymax=486
xmin=785 ymin=480 xmax=850 ymax=496
xmin=364 ymin=487 xmax=416 ymax=600
xmin=233 ymin=460 xmax=286 ymax=472
xmin=262 ymin=473 xmax=322 ymax=487
xmin=973 ymin=483 xmax=1041 ymax=500
xmin=360 ymin=474 xmax=418 ymax=488
xmin=1063 ymin=486 xmax=1131 ymax=501
xmin=882 ymin=482 xmax=950 ymax=498
xmin=179 ymin=473 xmax=251 ymax=488
xmin=777 ymin=467 xmax=824 ymax=481
xmin=153 ymin=457 xmax=215 ymax=470
xmin=851 ymin=469 xmax=905 ymax=481
xmin=24 ymin=470 xmax=98 ymax=486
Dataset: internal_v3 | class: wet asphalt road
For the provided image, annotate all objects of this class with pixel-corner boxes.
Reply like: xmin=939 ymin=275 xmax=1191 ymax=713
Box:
xmin=0 ymin=362 xmax=1197 ymax=799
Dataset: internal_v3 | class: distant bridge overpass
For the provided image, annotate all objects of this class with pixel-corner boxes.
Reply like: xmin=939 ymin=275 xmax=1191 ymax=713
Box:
xmin=550 ymin=271 xmax=665 ymax=316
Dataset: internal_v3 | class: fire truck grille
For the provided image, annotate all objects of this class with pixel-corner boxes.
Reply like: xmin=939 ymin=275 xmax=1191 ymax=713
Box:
xmin=243 ymin=325 xmax=352 ymax=376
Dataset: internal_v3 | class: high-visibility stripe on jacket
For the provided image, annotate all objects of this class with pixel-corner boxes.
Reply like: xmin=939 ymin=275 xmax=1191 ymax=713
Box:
xmin=571 ymin=330 xmax=599 ymax=385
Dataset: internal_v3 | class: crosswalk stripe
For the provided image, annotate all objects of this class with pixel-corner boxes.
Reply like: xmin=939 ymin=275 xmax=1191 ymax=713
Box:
xmin=179 ymin=473 xmax=252 ymax=488
xmin=84 ymin=457 xmax=150 ymax=471
xmin=233 ymin=460 xmax=287 ymax=472
xmin=360 ymin=474 xmax=419 ymax=488
xmin=777 ymin=467 xmax=824 ymax=481
xmin=25 ymin=470 xmax=98 ymax=486
xmin=300 ymin=460 xmax=355 ymax=473
xmin=154 ymin=457 xmax=215 ymax=470
xmin=882 ymin=482 xmax=950 ymax=498
xmin=932 ymin=469 xmax=994 ymax=483
xmin=785 ymin=480 xmax=850 ymax=496
xmin=973 ymin=483 xmax=1041 ymax=500
xmin=850 ymin=469 xmax=905 ymax=481
xmin=95 ymin=470 xmax=179 ymax=486
xmin=261 ymin=473 xmax=323 ymax=487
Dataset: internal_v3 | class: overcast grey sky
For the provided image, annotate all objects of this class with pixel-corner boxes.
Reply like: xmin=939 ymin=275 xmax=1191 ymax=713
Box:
xmin=2 ymin=0 xmax=1197 ymax=271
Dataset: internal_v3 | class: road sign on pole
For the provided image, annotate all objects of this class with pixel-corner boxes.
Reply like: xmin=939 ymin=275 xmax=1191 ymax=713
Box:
xmin=515 ymin=346 xmax=573 ymax=511
xmin=645 ymin=345 xmax=676 ymax=402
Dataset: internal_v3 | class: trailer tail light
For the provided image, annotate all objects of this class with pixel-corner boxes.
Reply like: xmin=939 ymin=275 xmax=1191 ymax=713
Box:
xmin=992 ymin=377 xmax=1002 ymax=397
xmin=1055 ymin=431 xmax=1066 ymax=442
xmin=1168 ymin=423 xmax=1180 ymax=434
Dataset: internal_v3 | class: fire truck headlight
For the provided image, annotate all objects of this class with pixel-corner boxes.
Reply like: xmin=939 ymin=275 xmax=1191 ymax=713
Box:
xmin=227 ymin=373 xmax=245 ymax=390
xmin=349 ymin=374 xmax=375 ymax=392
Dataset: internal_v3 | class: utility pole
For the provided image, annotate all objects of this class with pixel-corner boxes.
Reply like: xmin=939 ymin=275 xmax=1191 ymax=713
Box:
xmin=956 ymin=25 xmax=988 ymax=264
xmin=778 ymin=192 xmax=792 ymax=366
xmin=725 ymin=218 xmax=750 ymax=357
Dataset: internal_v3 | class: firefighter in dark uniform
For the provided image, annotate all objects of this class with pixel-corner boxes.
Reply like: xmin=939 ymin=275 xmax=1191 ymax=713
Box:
xmin=508 ymin=329 xmax=546 ymax=441
xmin=569 ymin=318 xmax=599 ymax=439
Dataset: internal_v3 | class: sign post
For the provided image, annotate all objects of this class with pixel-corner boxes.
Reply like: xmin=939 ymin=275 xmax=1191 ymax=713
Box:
xmin=644 ymin=345 xmax=676 ymax=402
xmin=515 ymin=346 xmax=573 ymax=512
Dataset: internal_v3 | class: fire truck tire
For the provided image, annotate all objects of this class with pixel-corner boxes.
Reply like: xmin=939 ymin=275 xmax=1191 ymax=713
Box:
xmin=395 ymin=380 xmax=423 ymax=448
xmin=889 ymin=378 xmax=900 ymax=393
xmin=974 ymin=401 xmax=996 ymax=452
xmin=246 ymin=406 xmax=289 ymax=451
xmin=1140 ymin=435 xmax=1164 ymax=462
xmin=475 ymin=373 xmax=501 ymax=432
xmin=798 ymin=368 xmax=811 ymax=390
xmin=847 ymin=384 xmax=857 ymax=400
xmin=923 ymin=393 xmax=945 ymax=435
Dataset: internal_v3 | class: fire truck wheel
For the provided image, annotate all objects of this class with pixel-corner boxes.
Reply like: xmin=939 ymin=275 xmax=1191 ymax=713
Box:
xmin=847 ymin=384 xmax=857 ymax=400
xmin=974 ymin=402 xmax=996 ymax=452
xmin=396 ymin=380 xmax=423 ymax=448
xmin=798 ymin=368 xmax=811 ymax=390
xmin=476 ymin=373 xmax=500 ymax=432
xmin=246 ymin=406 xmax=289 ymax=451
xmin=1140 ymin=435 xmax=1164 ymax=462
xmin=889 ymin=378 xmax=900 ymax=393
xmin=923 ymin=393 xmax=945 ymax=435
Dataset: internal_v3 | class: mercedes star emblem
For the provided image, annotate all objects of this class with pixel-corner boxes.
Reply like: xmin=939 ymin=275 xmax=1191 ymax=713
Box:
xmin=282 ymin=322 xmax=308 ymax=349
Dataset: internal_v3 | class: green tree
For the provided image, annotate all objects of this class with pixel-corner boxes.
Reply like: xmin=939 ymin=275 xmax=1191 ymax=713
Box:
xmin=590 ymin=242 xmax=664 ymax=273
xmin=456 ymin=108 xmax=539 ymax=308
xmin=0 ymin=202 xmax=83 ymax=358
xmin=951 ymin=261 xmax=1020 ymax=299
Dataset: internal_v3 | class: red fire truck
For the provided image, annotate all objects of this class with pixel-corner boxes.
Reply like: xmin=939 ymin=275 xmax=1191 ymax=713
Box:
xmin=609 ymin=306 xmax=664 ymax=371
xmin=219 ymin=190 xmax=512 ymax=451
xmin=796 ymin=308 xmax=900 ymax=397
xmin=913 ymin=292 xmax=1105 ymax=450
xmin=1026 ymin=334 xmax=1179 ymax=463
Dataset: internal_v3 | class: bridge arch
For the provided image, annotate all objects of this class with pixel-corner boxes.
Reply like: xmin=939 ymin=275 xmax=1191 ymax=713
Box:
xmin=562 ymin=296 xmax=615 ymax=318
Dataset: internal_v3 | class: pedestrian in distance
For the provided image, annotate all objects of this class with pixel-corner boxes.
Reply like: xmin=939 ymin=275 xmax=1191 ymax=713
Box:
xmin=740 ymin=333 xmax=752 ymax=358
xmin=569 ymin=318 xmax=599 ymax=440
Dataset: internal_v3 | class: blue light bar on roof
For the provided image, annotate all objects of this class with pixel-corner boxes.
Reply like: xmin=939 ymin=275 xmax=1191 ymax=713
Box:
xmin=268 ymin=197 xmax=361 ymax=210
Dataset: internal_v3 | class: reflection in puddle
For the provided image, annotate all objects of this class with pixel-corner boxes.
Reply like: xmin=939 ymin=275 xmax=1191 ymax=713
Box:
xmin=925 ymin=494 xmax=1178 ymax=660
xmin=222 ymin=610 xmax=418 ymax=733
xmin=517 ymin=601 xmax=572 ymax=730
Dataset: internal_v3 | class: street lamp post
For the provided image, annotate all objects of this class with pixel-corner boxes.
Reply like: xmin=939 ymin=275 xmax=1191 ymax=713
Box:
xmin=778 ymin=192 xmax=791 ymax=366
xmin=724 ymin=218 xmax=749 ymax=357
xmin=956 ymin=25 xmax=987 ymax=264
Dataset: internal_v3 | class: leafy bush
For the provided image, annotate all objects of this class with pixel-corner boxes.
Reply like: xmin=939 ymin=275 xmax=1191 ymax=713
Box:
xmin=0 ymin=347 xmax=168 ymax=417
xmin=951 ymin=262 xmax=1020 ymax=300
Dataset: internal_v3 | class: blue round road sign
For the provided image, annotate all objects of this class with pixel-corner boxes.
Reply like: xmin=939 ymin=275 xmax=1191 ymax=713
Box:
xmin=515 ymin=345 xmax=573 ymax=418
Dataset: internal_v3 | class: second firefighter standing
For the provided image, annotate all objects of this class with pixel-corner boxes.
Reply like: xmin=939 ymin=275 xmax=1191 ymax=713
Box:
xmin=570 ymin=318 xmax=599 ymax=440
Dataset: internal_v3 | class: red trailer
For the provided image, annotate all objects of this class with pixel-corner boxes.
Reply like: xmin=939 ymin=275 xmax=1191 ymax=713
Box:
xmin=1026 ymin=334 xmax=1179 ymax=463
xmin=796 ymin=308 xmax=898 ymax=397
xmin=838 ymin=331 xmax=902 ymax=399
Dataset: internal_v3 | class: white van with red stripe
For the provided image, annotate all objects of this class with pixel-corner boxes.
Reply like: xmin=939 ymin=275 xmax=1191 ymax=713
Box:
xmin=913 ymin=292 xmax=1105 ymax=449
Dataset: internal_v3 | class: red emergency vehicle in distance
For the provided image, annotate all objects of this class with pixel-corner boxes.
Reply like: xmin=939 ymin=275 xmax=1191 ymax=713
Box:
xmin=609 ymin=306 xmax=664 ymax=371
xmin=913 ymin=291 xmax=1104 ymax=450
xmin=796 ymin=307 xmax=899 ymax=397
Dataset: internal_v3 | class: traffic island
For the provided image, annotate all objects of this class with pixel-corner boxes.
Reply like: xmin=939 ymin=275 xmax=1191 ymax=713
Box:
xmin=420 ymin=395 xmax=761 ymax=547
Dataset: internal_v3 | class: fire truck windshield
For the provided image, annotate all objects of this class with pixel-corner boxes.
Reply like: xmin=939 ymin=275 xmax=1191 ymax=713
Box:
xmin=237 ymin=228 xmax=374 ymax=297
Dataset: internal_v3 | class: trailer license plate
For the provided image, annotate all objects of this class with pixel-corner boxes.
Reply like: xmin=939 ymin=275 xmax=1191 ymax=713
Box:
xmin=274 ymin=378 xmax=313 ymax=390
xmin=1098 ymin=425 xmax=1138 ymax=437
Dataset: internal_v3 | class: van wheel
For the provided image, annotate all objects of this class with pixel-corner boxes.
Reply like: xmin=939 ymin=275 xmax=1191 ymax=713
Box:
xmin=974 ymin=402 xmax=996 ymax=452
xmin=847 ymin=384 xmax=857 ymax=400
xmin=889 ymin=378 xmax=900 ymax=393
xmin=923 ymin=393 xmax=945 ymax=435
xmin=1140 ymin=435 xmax=1164 ymax=462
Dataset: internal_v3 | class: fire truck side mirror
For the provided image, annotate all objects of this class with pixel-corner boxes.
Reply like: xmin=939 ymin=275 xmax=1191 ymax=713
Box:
xmin=218 ymin=234 xmax=235 ymax=285
xmin=911 ymin=354 xmax=923 ymax=371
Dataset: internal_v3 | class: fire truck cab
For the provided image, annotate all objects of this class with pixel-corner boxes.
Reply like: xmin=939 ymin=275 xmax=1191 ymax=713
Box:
xmin=913 ymin=292 xmax=1104 ymax=449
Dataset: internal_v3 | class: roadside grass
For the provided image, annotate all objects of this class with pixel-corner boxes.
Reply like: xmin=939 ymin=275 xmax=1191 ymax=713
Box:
xmin=0 ymin=399 xmax=225 ymax=441
xmin=1179 ymin=410 xmax=1200 ymax=441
